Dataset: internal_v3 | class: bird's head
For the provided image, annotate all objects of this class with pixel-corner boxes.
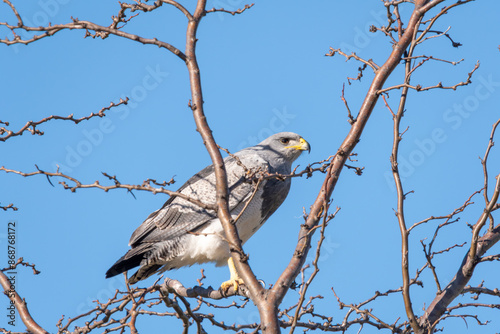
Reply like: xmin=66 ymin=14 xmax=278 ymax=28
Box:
xmin=258 ymin=132 xmax=310 ymax=163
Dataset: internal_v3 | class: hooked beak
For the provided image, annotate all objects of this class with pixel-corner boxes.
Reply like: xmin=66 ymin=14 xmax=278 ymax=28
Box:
xmin=285 ymin=137 xmax=311 ymax=153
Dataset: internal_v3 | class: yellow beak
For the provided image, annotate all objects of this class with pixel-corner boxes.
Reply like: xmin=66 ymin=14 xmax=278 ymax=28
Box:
xmin=285 ymin=137 xmax=311 ymax=153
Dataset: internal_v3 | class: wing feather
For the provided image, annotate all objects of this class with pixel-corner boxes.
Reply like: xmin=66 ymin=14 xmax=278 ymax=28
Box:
xmin=129 ymin=154 xmax=262 ymax=246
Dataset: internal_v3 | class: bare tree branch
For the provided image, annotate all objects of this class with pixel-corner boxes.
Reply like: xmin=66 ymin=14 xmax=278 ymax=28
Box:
xmin=462 ymin=284 xmax=500 ymax=300
xmin=377 ymin=61 xmax=479 ymax=94
xmin=206 ymin=3 xmax=255 ymax=16
xmin=1 ymin=1 xmax=496 ymax=333
xmin=0 ymin=259 xmax=47 ymax=334
xmin=408 ymin=189 xmax=481 ymax=232
xmin=162 ymin=277 xmax=246 ymax=300
xmin=289 ymin=206 xmax=340 ymax=333
xmin=421 ymin=223 xmax=500 ymax=328
xmin=268 ymin=4 xmax=467 ymax=334
xmin=325 ymin=48 xmax=379 ymax=72
xmin=480 ymin=118 xmax=500 ymax=229
xmin=469 ymin=175 xmax=500 ymax=260
xmin=0 ymin=203 xmax=18 ymax=211
xmin=0 ymin=0 xmax=186 ymax=60
xmin=0 ymin=98 xmax=128 ymax=142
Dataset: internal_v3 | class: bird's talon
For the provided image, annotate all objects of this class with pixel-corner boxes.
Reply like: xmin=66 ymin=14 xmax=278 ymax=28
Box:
xmin=220 ymin=277 xmax=244 ymax=292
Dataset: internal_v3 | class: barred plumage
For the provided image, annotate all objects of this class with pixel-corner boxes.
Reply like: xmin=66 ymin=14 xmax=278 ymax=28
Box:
xmin=106 ymin=132 xmax=310 ymax=288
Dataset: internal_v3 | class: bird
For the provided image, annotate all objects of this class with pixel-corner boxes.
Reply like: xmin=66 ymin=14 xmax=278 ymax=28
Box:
xmin=105 ymin=132 xmax=310 ymax=291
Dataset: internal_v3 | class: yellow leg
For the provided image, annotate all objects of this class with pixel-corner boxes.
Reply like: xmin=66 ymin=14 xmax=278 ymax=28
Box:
xmin=220 ymin=257 xmax=245 ymax=292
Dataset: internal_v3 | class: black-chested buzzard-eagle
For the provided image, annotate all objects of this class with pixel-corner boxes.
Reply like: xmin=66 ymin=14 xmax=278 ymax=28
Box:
xmin=106 ymin=132 xmax=310 ymax=290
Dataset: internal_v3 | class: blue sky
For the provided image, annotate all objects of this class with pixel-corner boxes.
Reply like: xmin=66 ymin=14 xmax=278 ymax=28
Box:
xmin=1 ymin=1 xmax=500 ymax=333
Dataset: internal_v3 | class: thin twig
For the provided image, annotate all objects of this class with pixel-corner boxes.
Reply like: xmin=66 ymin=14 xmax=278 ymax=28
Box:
xmin=0 ymin=98 xmax=128 ymax=142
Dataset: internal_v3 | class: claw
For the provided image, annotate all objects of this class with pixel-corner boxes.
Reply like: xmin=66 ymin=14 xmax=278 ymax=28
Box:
xmin=220 ymin=257 xmax=244 ymax=292
xmin=220 ymin=277 xmax=244 ymax=292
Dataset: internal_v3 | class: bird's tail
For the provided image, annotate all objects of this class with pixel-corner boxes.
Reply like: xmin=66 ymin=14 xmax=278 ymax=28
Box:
xmin=105 ymin=243 xmax=153 ymax=282
xmin=127 ymin=264 xmax=163 ymax=284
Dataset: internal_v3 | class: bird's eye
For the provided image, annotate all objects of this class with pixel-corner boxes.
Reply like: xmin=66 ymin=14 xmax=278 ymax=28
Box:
xmin=280 ymin=138 xmax=290 ymax=145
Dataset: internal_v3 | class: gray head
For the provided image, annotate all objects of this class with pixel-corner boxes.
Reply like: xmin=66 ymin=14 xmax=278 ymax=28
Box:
xmin=255 ymin=132 xmax=310 ymax=163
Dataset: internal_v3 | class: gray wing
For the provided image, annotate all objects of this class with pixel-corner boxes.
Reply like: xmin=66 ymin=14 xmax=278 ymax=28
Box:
xmin=260 ymin=176 xmax=292 ymax=221
xmin=128 ymin=156 xmax=257 ymax=247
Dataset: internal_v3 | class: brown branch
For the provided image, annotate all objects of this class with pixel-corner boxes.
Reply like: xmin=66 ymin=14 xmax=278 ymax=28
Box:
xmin=57 ymin=284 xmax=174 ymax=333
xmin=54 ymin=271 xmax=233 ymax=333
xmin=0 ymin=1 xmax=186 ymax=60
xmin=387 ymin=13 xmax=422 ymax=331
xmin=421 ymin=241 xmax=442 ymax=293
xmin=479 ymin=254 xmax=500 ymax=262
xmin=408 ymin=189 xmax=481 ymax=232
xmin=289 ymin=206 xmax=339 ymax=333
xmin=382 ymin=93 xmax=396 ymax=118
xmin=182 ymin=0 xmax=271 ymax=330
xmin=344 ymin=163 xmax=364 ymax=176
xmin=197 ymin=313 xmax=259 ymax=332
xmin=416 ymin=27 xmax=463 ymax=47
xmin=159 ymin=289 xmax=191 ymax=333
xmin=435 ymin=313 xmax=489 ymax=328
xmin=331 ymin=288 xmax=407 ymax=333
xmin=1 ymin=159 xmax=327 ymax=211
xmin=385 ymin=4 xmax=479 ymax=331
xmin=206 ymin=3 xmax=255 ymax=15
xmin=0 ymin=98 xmax=128 ymax=142
xmin=0 ymin=166 xmax=221 ymax=213
xmin=161 ymin=277 xmax=247 ymax=301
xmin=161 ymin=1 xmax=193 ymax=20
xmin=418 ymin=115 xmax=500 ymax=328
xmin=325 ymin=47 xmax=379 ymax=72
xmin=347 ymin=64 xmax=368 ymax=85
xmin=469 ymin=175 xmax=500 ymax=261
xmin=394 ymin=2 xmax=404 ymax=40
xmin=341 ymin=83 xmax=355 ymax=124
xmin=0 ymin=259 xmax=47 ymax=334
xmin=402 ymin=55 xmax=464 ymax=66
xmin=480 ymin=118 xmax=500 ymax=229
xmin=433 ymin=242 xmax=467 ymax=257
xmin=378 ymin=61 xmax=479 ymax=94
xmin=1 ymin=257 xmax=41 ymax=275
xmin=0 ymin=203 xmax=18 ymax=211
xmin=417 ymin=0 xmax=475 ymax=44
xmin=421 ymin=223 xmax=500 ymax=328
xmin=447 ymin=302 xmax=500 ymax=312
xmin=283 ymin=160 xmax=331 ymax=179
xmin=418 ymin=207 xmax=470 ymax=295
xmin=462 ymin=285 xmax=500 ymax=299
xmin=269 ymin=4 xmax=450 ymax=334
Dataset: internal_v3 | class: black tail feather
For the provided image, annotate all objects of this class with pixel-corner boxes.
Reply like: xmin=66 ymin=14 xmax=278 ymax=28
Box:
xmin=128 ymin=264 xmax=162 ymax=284
xmin=105 ymin=254 xmax=143 ymax=279
xmin=105 ymin=244 xmax=152 ymax=279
